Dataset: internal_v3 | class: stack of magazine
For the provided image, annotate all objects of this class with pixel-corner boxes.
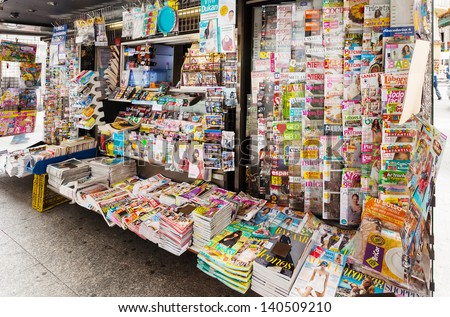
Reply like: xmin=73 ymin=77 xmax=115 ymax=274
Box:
xmin=46 ymin=158 xmax=91 ymax=189
xmin=197 ymin=221 xmax=266 ymax=294
xmin=158 ymin=203 xmax=196 ymax=256
xmin=251 ymin=218 xmax=318 ymax=297
xmin=83 ymin=187 xmax=133 ymax=226
xmin=192 ymin=198 xmax=233 ymax=251
xmin=131 ymin=174 xmax=172 ymax=197
xmin=89 ymin=157 xmax=137 ymax=186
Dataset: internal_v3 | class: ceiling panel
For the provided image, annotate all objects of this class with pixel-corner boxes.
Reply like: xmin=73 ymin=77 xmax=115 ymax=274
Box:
xmin=0 ymin=0 xmax=129 ymax=27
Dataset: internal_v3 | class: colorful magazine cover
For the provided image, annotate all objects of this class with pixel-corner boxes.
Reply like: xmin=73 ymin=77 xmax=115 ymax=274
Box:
xmin=199 ymin=19 xmax=219 ymax=54
xmin=289 ymin=244 xmax=347 ymax=297
xmin=363 ymin=4 xmax=390 ymax=28
xmin=0 ymin=41 xmax=36 ymax=63
xmin=340 ymin=187 xmax=362 ymax=226
xmin=19 ymin=63 xmax=42 ymax=88
xmin=336 ymin=264 xmax=386 ymax=296
xmin=255 ymin=225 xmax=316 ymax=280
xmin=344 ymin=1 xmax=368 ymax=33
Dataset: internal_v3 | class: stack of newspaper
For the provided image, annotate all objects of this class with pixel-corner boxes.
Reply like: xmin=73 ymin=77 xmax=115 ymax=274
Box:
xmin=158 ymin=203 xmax=196 ymax=256
xmin=191 ymin=198 xmax=233 ymax=251
xmin=46 ymin=158 xmax=91 ymax=189
xmin=89 ymin=157 xmax=137 ymax=186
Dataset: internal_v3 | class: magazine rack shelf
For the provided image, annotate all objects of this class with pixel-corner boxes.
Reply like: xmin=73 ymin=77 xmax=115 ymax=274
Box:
xmin=72 ymin=71 xmax=106 ymax=131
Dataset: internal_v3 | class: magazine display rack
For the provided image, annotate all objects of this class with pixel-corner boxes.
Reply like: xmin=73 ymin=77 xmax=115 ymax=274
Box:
xmin=71 ymin=71 xmax=106 ymax=131
xmin=104 ymin=46 xmax=120 ymax=94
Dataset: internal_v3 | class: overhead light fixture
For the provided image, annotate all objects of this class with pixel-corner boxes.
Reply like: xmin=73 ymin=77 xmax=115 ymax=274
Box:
xmin=10 ymin=12 xmax=19 ymax=18
xmin=46 ymin=1 xmax=57 ymax=5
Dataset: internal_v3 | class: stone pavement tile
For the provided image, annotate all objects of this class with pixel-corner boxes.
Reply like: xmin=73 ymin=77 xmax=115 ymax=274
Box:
xmin=0 ymin=261 xmax=76 ymax=297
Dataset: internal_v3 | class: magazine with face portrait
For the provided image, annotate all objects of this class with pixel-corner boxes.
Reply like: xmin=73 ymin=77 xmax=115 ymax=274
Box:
xmin=363 ymin=4 xmax=390 ymax=28
xmin=340 ymin=187 xmax=362 ymax=226
xmin=218 ymin=0 xmax=236 ymax=26
xmin=200 ymin=19 xmax=219 ymax=54
xmin=362 ymin=117 xmax=382 ymax=147
xmin=383 ymin=128 xmax=417 ymax=144
xmin=384 ymin=42 xmax=414 ymax=73
xmin=380 ymin=143 xmax=412 ymax=170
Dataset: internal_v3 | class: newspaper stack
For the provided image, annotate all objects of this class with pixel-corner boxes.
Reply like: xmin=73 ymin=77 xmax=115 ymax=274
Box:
xmin=158 ymin=203 xmax=196 ymax=256
xmin=191 ymin=198 xmax=233 ymax=251
xmin=89 ymin=157 xmax=137 ymax=186
xmin=4 ymin=150 xmax=31 ymax=177
xmin=59 ymin=174 xmax=109 ymax=200
xmin=46 ymin=158 xmax=91 ymax=189
xmin=197 ymin=221 xmax=266 ymax=294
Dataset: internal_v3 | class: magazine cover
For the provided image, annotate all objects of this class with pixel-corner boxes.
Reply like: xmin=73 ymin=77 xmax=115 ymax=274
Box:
xmin=304 ymin=180 xmax=323 ymax=217
xmin=362 ymin=31 xmax=384 ymax=54
xmin=340 ymin=187 xmax=362 ymax=226
xmin=304 ymin=9 xmax=321 ymax=38
xmin=1 ymin=88 xmax=19 ymax=109
xmin=336 ymin=264 xmax=386 ymax=296
xmin=344 ymin=1 xmax=368 ymax=33
xmin=219 ymin=24 xmax=235 ymax=53
xmin=198 ymin=221 xmax=259 ymax=272
xmin=407 ymin=117 xmax=447 ymax=220
xmin=188 ymin=144 xmax=206 ymax=179
xmin=342 ymin=136 xmax=362 ymax=168
xmin=382 ymin=88 xmax=406 ymax=114
xmin=363 ymin=230 xmax=404 ymax=283
xmin=200 ymin=19 xmax=219 ymax=54
xmin=322 ymin=2 xmax=345 ymax=47
xmin=351 ymin=197 xmax=406 ymax=263
xmin=362 ymin=117 xmax=382 ymax=145
xmin=255 ymin=225 xmax=315 ymax=280
xmin=289 ymin=244 xmax=347 ymax=297
xmin=380 ymin=144 xmax=412 ymax=170
xmin=344 ymin=72 xmax=361 ymax=100
xmin=0 ymin=41 xmax=36 ymax=63
xmin=19 ymin=63 xmax=42 ymax=88
xmin=218 ymin=0 xmax=236 ymax=26
xmin=363 ymin=4 xmax=390 ymax=28
xmin=384 ymin=42 xmax=414 ymax=73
